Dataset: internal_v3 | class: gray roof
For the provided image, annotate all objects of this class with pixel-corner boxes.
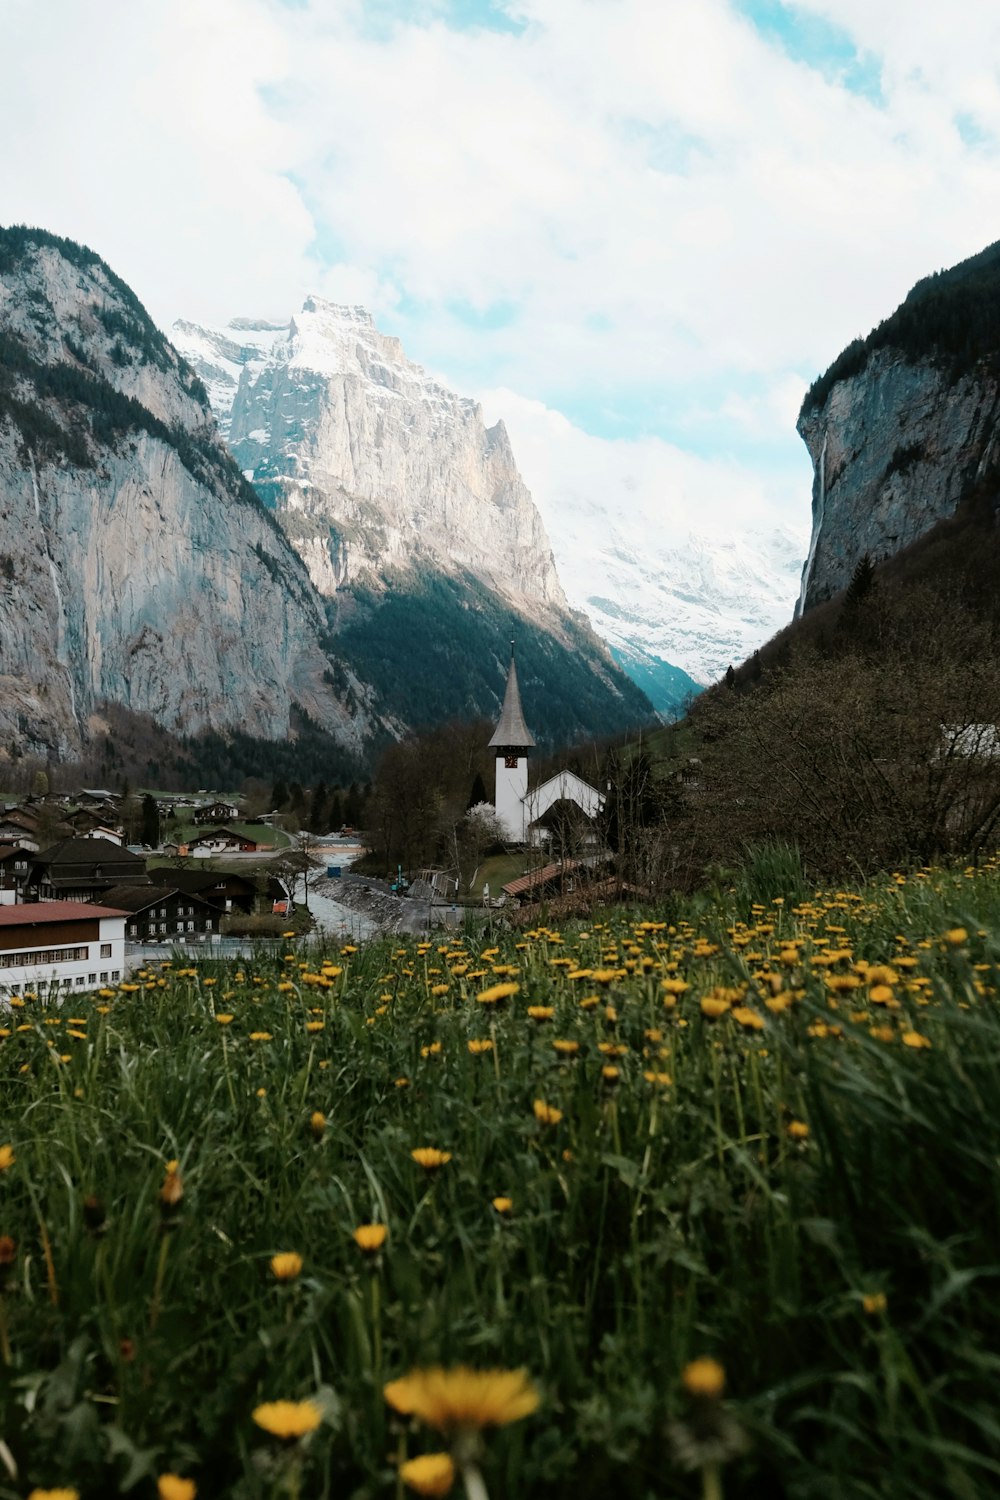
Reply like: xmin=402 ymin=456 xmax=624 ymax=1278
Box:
xmin=488 ymin=651 xmax=535 ymax=749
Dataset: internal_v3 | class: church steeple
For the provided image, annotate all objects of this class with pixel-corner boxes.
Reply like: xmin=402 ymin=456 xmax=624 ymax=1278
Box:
xmin=490 ymin=641 xmax=533 ymax=842
xmin=489 ymin=641 xmax=535 ymax=750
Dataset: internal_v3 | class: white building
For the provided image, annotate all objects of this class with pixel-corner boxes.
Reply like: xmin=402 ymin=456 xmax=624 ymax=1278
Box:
xmin=490 ymin=645 xmax=604 ymax=844
xmin=0 ymin=901 xmax=127 ymax=999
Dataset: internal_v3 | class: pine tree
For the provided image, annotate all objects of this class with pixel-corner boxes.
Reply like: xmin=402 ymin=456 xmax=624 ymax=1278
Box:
xmin=140 ymin=794 xmax=160 ymax=848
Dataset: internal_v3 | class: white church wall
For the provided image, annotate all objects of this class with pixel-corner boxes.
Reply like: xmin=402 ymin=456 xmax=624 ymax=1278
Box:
xmin=495 ymin=754 xmax=528 ymax=842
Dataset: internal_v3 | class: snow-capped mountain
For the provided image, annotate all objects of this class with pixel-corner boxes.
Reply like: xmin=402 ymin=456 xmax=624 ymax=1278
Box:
xmin=173 ymin=301 xmax=567 ymax=616
xmin=172 ymin=301 xmax=652 ymax=742
xmin=174 ymin=302 xmax=805 ymax=718
xmin=554 ymin=521 xmax=806 ymax=688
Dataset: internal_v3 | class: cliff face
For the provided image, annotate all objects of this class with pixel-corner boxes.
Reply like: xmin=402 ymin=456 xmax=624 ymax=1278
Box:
xmin=797 ymin=354 xmax=1000 ymax=611
xmin=797 ymin=241 xmax=1000 ymax=613
xmin=175 ymin=300 xmax=568 ymax=620
xmin=0 ymin=229 xmax=375 ymax=760
xmin=173 ymin=304 xmax=652 ymax=739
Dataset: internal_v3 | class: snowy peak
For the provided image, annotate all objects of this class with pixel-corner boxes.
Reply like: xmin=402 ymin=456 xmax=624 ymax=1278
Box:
xmin=171 ymin=302 xmax=569 ymax=615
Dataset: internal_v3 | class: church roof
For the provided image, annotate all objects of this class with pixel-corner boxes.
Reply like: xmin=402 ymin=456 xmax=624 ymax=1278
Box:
xmin=488 ymin=649 xmax=536 ymax=749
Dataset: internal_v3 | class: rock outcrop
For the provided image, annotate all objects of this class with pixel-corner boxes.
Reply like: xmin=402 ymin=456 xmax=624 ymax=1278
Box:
xmin=797 ymin=240 xmax=1000 ymax=613
xmin=0 ymin=228 xmax=377 ymax=760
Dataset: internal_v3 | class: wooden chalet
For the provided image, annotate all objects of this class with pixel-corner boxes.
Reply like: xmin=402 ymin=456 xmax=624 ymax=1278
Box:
xmin=96 ymin=884 xmax=219 ymax=941
xmin=26 ymin=837 xmax=149 ymax=904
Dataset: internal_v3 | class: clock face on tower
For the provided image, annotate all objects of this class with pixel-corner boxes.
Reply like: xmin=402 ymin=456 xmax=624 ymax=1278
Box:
xmin=504 ymin=754 xmax=518 ymax=768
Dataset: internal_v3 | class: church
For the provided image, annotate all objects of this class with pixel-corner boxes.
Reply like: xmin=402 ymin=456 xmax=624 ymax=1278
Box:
xmin=489 ymin=644 xmax=604 ymax=845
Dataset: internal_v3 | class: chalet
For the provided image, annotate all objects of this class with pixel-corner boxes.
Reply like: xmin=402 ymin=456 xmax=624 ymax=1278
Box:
xmin=147 ymin=867 xmax=285 ymax=915
xmin=188 ymin=827 xmax=257 ymax=855
xmin=0 ymin=809 xmax=43 ymax=851
xmin=0 ymin=844 xmax=31 ymax=896
xmin=64 ymin=806 xmax=124 ymax=841
xmin=26 ymin=837 xmax=149 ymax=904
xmin=96 ymin=884 xmax=218 ymax=941
xmin=192 ymin=801 xmax=241 ymax=825
xmin=0 ymin=901 xmax=126 ymax=998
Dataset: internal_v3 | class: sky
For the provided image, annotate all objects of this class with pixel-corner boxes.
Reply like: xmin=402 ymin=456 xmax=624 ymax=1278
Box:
xmin=5 ymin=0 xmax=1000 ymax=558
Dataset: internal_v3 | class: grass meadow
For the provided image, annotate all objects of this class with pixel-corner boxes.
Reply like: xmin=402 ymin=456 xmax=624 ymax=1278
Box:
xmin=4 ymin=858 xmax=1000 ymax=1498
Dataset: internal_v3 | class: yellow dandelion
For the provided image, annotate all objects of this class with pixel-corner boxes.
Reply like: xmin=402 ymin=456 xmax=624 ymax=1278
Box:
xmin=532 ymin=1099 xmax=563 ymax=1126
xmin=215 ymin=1014 xmax=234 ymax=1025
xmin=309 ymin=1110 xmax=327 ymax=1139
xmin=944 ymin=927 xmax=968 ymax=946
xmin=353 ymin=1223 xmax=388 ymax=1253
xmin=27 ymin=1490 xmax=81 ymax=1500
xmin=476 ymin=982 xmax=519 ymax=1006
xmin=0 ymin=1144 xmax=15 ymax=1171
xmin=552 ymin=1039 xmax=580 ymax=1056
xmin=526 ymin=1005 xmax=554 ymax=1021
xmin=306 ymin=1020 xmax=325 ymax=1033
xmin=467 ymin=1038 xmax=494 ymax=1054
xmin=862 ymin=1292 xmax=888 ymax=1315
xmin=786 ymin=1120 xmax=810 ymax=1140
xmin=270 ymin=1252 xmax=303 ymax=1281
xmin=249 ymin=1031 xmax=273 ymax=1042
xmin=491 ymin=1196 xmax=513 ymax=1214
xmin=384 ymin=1366 xmax=539 ymax=1431
xmin=411 ymin=1147 xmax=452 ymax=1170
xmin=252 ymin=1399 xmax=323 ymax=1439
xmin=158 ymin=1477 xmax=197 ymax=1500
xmin=160 ymin=1161 xmax=183 ymax=1209
xmin=399 ymin=1453 xmax=456 ymax=1497
xmin=901 ymin=1030 xmax=932 ymax=1049
xmin=682 ymin=1357 xmax=725 ymax=1399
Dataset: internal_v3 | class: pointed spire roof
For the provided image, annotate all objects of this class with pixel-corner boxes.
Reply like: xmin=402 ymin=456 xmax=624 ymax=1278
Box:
xmin=489 ymin=642 xmax=535 ymax=749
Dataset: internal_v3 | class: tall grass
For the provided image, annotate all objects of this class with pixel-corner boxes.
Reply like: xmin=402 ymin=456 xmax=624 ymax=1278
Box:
xmin=1 ymin=862 xmax=1000 ymax=1496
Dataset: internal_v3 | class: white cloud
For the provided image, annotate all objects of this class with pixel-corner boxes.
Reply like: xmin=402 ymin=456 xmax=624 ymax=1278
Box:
xmin=4 ymin=0 xmax=1000 ymax=653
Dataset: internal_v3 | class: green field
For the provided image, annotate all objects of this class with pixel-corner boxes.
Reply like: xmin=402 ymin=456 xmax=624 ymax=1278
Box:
xmin=3 ymin=860 xmax=1000 ymax=1497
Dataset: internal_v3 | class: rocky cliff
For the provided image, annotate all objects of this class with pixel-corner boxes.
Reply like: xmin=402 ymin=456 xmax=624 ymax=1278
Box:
xmin=173 ymin=302 xmax=651 ymax=739
xmin=176 ymin=300 xmax=569 ymax=618
xmin=0 ymin=228 xmax=378 ymax=761
xmin=797 ymin=240 xmax=1000 ymax=612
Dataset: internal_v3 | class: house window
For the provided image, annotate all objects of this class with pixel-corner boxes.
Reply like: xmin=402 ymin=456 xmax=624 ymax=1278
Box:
xmin=187 ymin=921 xmax=194 ymax=931
xmin=100 ymin=972 xmax=108 ymax=982
xmin=176 ymin=921 xmax=184 ymax=931
xmin=129 ymin=925 xmax=138 ymax=937
xmin=159 ymin=907 xmax=167 ymax=918
xmin=100 ymin=943 xmax=112 ymax=958
xmin=111 ymin=970 xmax=120 ymax=981
xmin=205 ymin=920 xmax=213 ymax=931
xmin=88 ymin=973 xmax=96 ymax=984
xmin=160 ymin=923 xmax=167 ymax=934
xmin=10 ymin=985 xmax=19 ymax=995
xmin=75 ymin=976 xmax=84 ymax=986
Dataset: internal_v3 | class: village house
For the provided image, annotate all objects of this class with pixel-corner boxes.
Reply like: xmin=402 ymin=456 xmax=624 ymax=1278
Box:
xmin=25 ymin=837 xmax=149 ymax=904
xmin=0 ymin=844 xmax=31 ymax=897
xmin=191 ymin=800 xmax=241 ymax=825
xmin=0 ymin=808 xmax=44 ymax=852
xmin=95 ymin=884 xmax=219 ymax=942
xmin=187 ymin=827 xmax=257 ymax=856
xmin=146 ymin=867 xmax=285 ymax=915
xmin=0 ymin=901 xmax=126 ymax=998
